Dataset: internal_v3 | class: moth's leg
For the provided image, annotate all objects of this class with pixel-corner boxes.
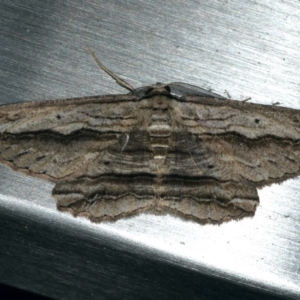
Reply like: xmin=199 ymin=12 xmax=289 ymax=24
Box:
xmin=242 ymin=97 xmax=252 ymax=102
xmin=87 ymin=47 xmax=135 ymax=92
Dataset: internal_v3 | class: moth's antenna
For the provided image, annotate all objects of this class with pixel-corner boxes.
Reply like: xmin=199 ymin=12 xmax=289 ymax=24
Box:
xmin=87 ymin=47 xmax=135 ymax=92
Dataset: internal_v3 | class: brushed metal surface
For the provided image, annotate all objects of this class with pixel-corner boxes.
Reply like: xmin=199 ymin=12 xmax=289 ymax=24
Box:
xmin=0 ymin=0 xmax=300 ymax=299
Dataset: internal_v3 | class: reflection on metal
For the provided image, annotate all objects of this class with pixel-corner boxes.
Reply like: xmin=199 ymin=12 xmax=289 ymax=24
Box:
xmin=0 ymin=0 xmax=300 ymax=299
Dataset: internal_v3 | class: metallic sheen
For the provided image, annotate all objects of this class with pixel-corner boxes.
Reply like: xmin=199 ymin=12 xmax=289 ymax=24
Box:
xmin=0 ymin=0 xmax=300 ymax=299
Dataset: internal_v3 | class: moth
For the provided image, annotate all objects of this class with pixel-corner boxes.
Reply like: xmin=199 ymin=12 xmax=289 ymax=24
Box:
xmin=1 ymin=49 xmax=300 ymax=224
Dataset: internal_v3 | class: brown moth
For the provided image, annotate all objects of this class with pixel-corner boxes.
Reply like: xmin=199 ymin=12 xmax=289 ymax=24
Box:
xmin=1 ymin=49 xmax=300 ymax=224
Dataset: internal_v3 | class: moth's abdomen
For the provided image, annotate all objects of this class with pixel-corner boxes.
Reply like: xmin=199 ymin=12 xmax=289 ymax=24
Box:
xmin=149 ymin=114 xmax=171 ymax=134
xmin=147 ymin=105 xmax=173 ymax=167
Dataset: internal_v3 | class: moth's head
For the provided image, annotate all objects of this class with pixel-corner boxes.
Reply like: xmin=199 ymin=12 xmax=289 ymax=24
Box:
xmin=133 ymin=83 xmax=173 ymax=99
xmin=132 ymin=82 xmax=225 ymax=100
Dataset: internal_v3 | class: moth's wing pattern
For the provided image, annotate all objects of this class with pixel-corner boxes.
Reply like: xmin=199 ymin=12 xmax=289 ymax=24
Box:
xmin=0 ymin=94 xmax=139 ymax=181
xmin=177 ymin=96 xmax=300 ymax=187
xmin=53 ymin=129 xmax=161 ymax=222
xmin=150 ymin=95 xmax=300 ymax=224
xmin=146 ymin=130 xmax=260 ymax=224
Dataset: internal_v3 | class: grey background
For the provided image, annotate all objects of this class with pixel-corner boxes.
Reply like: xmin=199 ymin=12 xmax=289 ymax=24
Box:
xmin=0 ymin=0 xmax=300 ymax=299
